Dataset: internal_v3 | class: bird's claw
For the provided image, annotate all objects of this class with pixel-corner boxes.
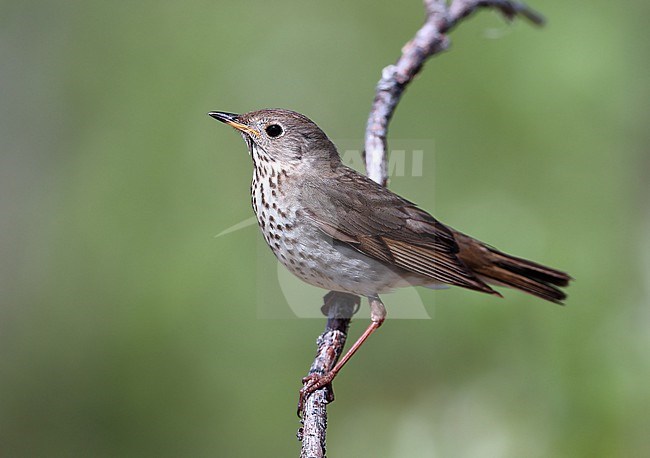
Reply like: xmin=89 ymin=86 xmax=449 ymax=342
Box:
xmin=297 ymin=373 xmax=335 ymax=418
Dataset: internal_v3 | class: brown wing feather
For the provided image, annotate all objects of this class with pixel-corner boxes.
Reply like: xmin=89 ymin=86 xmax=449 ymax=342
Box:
xmin=300 ymin=167 xmax=496 ymax=295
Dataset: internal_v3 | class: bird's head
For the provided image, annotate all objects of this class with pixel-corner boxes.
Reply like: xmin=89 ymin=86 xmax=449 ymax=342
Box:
xmin=209 ymin=109 xmax=340 ymax=170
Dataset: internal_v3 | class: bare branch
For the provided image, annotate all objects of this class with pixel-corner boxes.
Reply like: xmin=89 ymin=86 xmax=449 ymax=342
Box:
xmin=447 ymin=0 xmax=544 ymax=28
xmin=300 ymin=0 xmax=543 ymax=455
xmin=364 ymin=0 xmax=543 ymax=186
xmin=298 ymin=293 xmax=359 ymax=458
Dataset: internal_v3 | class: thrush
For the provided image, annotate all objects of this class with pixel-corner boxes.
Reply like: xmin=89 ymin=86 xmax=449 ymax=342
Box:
xmin=208 ymin=108 xmax=571 ymax=411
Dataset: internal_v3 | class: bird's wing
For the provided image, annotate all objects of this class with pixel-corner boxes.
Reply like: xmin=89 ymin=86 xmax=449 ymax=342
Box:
xmin=299 ymin=167 xmax=496 ymax=294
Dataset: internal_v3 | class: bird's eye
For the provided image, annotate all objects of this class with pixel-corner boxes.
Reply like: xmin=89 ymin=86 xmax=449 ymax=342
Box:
xmin=265 ymin=124 xmax=283 ymax=138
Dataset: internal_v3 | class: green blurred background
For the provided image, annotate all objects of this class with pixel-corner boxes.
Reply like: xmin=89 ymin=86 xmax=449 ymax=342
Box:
xmin=2 ymin=1 xmax=649 ymax=456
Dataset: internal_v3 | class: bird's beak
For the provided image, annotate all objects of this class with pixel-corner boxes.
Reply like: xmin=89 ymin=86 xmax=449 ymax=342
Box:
xmin=208 ymin=111 xmax=260 ymax=137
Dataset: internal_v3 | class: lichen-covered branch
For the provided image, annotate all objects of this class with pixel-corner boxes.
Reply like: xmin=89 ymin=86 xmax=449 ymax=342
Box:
xmin=298 ymin=292 xmax=359 ymax=458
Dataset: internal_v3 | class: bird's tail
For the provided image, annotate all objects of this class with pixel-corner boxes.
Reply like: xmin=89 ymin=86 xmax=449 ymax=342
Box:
xmin=455 ymin=234 xmax=572 ymax=304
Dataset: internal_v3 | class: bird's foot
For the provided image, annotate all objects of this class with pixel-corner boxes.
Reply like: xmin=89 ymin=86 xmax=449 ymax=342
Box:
xmin=297 ymin=372 xmax=335 ymax=418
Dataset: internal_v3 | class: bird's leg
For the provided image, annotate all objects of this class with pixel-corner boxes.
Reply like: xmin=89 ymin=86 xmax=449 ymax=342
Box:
xmin=298 ymin=295 xmax=386 ymax=416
